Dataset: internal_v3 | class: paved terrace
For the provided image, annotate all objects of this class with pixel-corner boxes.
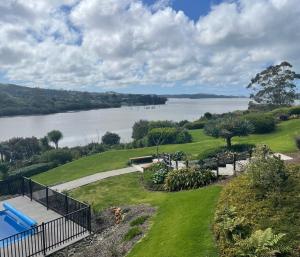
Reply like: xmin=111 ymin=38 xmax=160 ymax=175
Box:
xmin=0 ymin=196 xmax=61 ymax=223
xmin=0 ymin=196 xmax=89 ymax=257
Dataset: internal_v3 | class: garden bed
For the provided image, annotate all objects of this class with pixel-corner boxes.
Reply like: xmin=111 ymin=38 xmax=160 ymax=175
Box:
xmin=50 ymin=204 xmax=156 ymax=257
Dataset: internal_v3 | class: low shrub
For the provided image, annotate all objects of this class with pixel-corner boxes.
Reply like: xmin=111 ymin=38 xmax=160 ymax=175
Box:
xmin=214 ymin=162 xmax=300 ymax=256
xmin=164 ymin=168 xmax=216 ymax=191
xmin=9 ymin=162 xmax=56 ymax=177
xmin=152 ymin=169 xmax=168 ymax=184
xmin=198 ymin=144 xmax=255 ymax=161
xmin=184 ymin=121 xmax=206 ymax=130
xmin=130 ymin=215 xmax=150 ymax=226
xmin=288 ymin=106 xmax=300 ymax=115
xmin=40 ymin=149 xmax=73 ymax=165
xmin=142 ymin=162 xmax=169 ymax=191
xmin=147 ymin=127 xmax=192 ymax=146
xmin=123 ymin=227 xmax=142 ymax=241
xmin=246 ymin=145 xmax=289 ymax=201
xmin=244 ymin=113 xmax=276 ymax=134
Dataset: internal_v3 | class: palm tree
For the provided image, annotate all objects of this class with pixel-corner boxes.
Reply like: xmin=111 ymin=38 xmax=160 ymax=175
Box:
xmin=47 ymin=130 xmax=63 ymax=149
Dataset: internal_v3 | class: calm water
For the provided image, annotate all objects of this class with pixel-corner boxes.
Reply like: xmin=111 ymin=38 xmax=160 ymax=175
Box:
xmin=0 ymin=98 xmax=249 ymax=146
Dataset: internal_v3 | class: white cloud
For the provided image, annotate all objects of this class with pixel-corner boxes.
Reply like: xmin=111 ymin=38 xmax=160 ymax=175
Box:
xmin=0 ymin=0 xmax=299 ymax=93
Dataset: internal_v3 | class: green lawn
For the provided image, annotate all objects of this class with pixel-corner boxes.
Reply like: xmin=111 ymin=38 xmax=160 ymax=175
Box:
xmin=71 ymin=172 xmax=222 ymax=257
xmin=33 ymin=119 xmax=300 ymax=185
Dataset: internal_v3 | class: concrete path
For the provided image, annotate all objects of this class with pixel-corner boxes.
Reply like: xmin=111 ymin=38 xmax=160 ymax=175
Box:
xmin=51 ymin=166 xmax=138 ymax=192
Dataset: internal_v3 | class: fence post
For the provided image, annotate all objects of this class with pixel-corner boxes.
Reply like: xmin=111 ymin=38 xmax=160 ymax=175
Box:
xmin=88 ymin=205 xmax=92 ymax=233
xmin=46 ymin=187 xmax=49 ymax=210
xmin=233 ymin=153 xmax=237 ymax=176
xmin=29 ymin=179 xmax=33 ymax=201
xmin=216 ymin=158 xmax=219 ymax=178
xmin=65 ymin=193 xmax=69 ymax=215
xmin=41 ymin=222 xmax=47 ymax=256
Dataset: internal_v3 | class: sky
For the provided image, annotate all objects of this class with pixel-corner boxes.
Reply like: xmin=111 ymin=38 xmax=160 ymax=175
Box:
xmin=0 ymin=0 xmax=299 ymax=95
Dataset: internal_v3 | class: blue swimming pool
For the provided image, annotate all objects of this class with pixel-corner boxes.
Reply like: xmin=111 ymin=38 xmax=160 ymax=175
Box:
xmin=0 ymin=211 xmax=31 ymax=240
xmin=0 ymin=203 xmax=37 ymax=242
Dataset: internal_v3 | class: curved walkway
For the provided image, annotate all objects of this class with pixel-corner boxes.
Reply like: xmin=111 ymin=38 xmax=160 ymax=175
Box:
xmin=51 ymin=166 xmax=138 ymax=192
xmin=50 ymin=153 xmax=292 ymax=192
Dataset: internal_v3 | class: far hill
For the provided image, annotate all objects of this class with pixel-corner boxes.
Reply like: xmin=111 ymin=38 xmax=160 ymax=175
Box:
xmin=162 ymin=93 xmax=245 ymax=99
xmin=0 ymin=84 xmax=167 ymax=117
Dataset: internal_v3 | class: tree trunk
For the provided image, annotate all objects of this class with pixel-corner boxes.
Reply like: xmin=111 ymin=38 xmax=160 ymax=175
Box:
xmin=55 ymin=142 xmax=58 ymax=149
xmin=226 ymin=137 xmax=232 ymax=148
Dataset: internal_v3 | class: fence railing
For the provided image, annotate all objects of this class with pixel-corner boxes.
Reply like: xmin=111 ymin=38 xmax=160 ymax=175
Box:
xmin=0 ymin=177 xmax=23 ymax=198
xmin=0 ymin=207 xmax=91 ymax=257
xmin=0 ymin=177 xmax=91 ymax=257
xmin=22 ymin=178 xmax=88 ymax=217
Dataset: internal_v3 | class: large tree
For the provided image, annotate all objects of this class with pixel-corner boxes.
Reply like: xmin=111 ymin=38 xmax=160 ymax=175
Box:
xmin=132 ymin=120 xmax=150 ymax=140
xmin=247 ymin=61 xmax=298 ymax=106
xmin=47 ymin=130 xmax=63 ymax=149
xmin=204 ymin=117 xmax=254 ymax=148
xmin=101 ymin=132 xmax=120 ymax=146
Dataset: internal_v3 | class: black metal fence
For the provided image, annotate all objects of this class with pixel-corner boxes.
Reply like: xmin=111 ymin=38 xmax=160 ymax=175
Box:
xmin=0 ymin=177 xmax=23 ymax=197
xmin=0 ymin=177 xmax=91 ymax=257
xmin=0 ymin=207 xmax=90 ymax=257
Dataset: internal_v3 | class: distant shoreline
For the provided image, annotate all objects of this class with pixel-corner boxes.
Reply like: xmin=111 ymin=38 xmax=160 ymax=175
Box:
xmin=161 ymin=94 xmax=247 ymax=99
xmin=0 ymin=97 xmax=248 ymax=119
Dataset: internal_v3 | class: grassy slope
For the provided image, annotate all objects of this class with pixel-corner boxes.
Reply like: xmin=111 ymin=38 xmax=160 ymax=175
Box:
xmin=71 ymin=172 xmax=222 ymax=257
xmin=34 ymin=119 xmax=300 ymax=185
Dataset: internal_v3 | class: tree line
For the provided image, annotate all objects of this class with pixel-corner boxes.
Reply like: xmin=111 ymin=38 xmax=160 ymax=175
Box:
xmin=0 ymin=84 xmax=167 ymax=117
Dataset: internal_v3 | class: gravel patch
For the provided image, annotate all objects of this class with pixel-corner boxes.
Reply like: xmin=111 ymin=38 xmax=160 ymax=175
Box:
xmin=50 ymin=204 xmax=156 ymax=257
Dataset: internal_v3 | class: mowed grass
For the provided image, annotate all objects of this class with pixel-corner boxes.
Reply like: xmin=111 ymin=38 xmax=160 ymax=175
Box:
xmin=33 ymin=119 xmax=300 ymax=185
xmin=71 ymin=172 xmax=222 ymax=257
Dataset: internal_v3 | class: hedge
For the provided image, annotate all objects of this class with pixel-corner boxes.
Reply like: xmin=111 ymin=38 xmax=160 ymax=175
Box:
xmin=244 ymin=113 xmax=276 ymax=134
xmin=9 ymin=162 xmax=56 ymax=178
xmin=184 ymin=121 xmax=206 ymax=130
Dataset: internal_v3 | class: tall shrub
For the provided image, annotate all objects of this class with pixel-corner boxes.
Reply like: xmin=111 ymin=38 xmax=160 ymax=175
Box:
xmin=244 ymin=114 xmax=276 ymax=134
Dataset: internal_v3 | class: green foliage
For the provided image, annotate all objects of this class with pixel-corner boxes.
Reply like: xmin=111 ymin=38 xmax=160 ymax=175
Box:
xmin=204 ymin=117 xmax=254 ymax=147
xmin=9 ymin=162 xmax=55 ymax=178
xmin=178 ymin=120 xmax=189 ymax=127
xmin=246 ymin=145 xmax=288 ymax=200
xmin=214 ymin=164 xmax=300 ymax=257
xmin=244 ymin=114 xmax=276 ymax=134
xmin=123 ymin=227 xmax=142 ymax=241
xmin=130 ymin=215 xmax=150 ymax=226
xmin=0 ymin=163 xmax=9 ymax=179
xmin=184 ymin=121 xmax=206 ymax=130
xmin=175 ymin=129 xmax=192 ymax=144
xmin=247 ymin=61 xmax=297 ymax=105
xmin=2 ymin=137 xmax=41 ymax=161
xmin=204 ymin=112 xmax=213 ymax=119
xmin=214 ymin=206 xmax=251 ymax=244
xmin=0 ymin=83 xmax=167 ymax=117
xmin=171 ymin=151 xmax=186 ymax=161
xmin=164 ymin=168 xmax=216 ymax=191
xmin=147 ymin=127 xmax=192 ymax=146
xmin=148 ymin=120 xmax=178 ymax=130
xmin=152 ymin=169 xmax=168 ymax=184
xmin=143 ymin=162 xmax=169 ymax=188
xmin=47 ymin=130 xmax=63 ymax=149
xmin=236 ymin=228 xmax=287 ymax=257
xmin=40 ymin=149 xmax=73 ymax=165
xmin=288 ymin=106 xmax=300 ymax=115
xmin=132 ymin=120 xmax=150 ymax=140
xmin=101 ymin=131 xmax=120 ymax=146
